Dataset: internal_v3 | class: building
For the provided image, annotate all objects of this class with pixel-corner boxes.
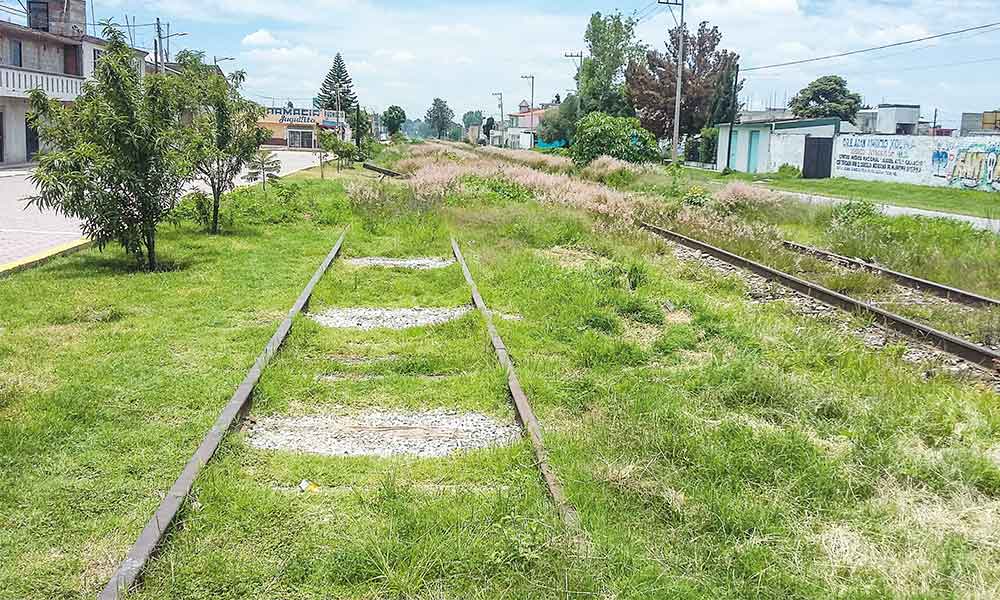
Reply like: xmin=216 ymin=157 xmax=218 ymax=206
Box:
xmin=856 ymin=104 xmax=920 ymax=135
xmin=503 ymin=99 xmax=546 ymax=149
xmin=716 ymin=117 xmax=859 ymax=176
xmin=258 ymin=106 xmax=349 ymax=149
xmin=960 ymin=112 xmax=1000 ymax=137
xmin=0 ymin=0 xmax=145 ymax=165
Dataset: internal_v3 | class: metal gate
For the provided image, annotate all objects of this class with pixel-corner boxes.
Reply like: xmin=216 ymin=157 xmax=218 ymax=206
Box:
xmin=803 ymin=137 xmax=833 ymax=179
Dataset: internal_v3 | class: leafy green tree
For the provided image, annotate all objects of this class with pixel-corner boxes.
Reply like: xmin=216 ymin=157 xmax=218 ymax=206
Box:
xmin=27 ymin=24 xmax=193 ymax=271
xmin=319 ymin=129 xmax=356 ymax=170
xmin=539 ymin=94 xmax=582 ymax=145
xmin=315 ymin=53 xmax=357 ymax=113
xmin=578 ymin=12 xmax=644 ymax=117
xmin=174 ymin=50 xmax=269 ymax=233
xmin=348 ymin=108 xmax=371 ymax=145
xmin=570 ymin=112 xmax=659 ymax=166
xmin=698 ymin=127 xmax=720 ymax=163
xmin=245 ymin=149 xmax=281 ymax=190
xmin=425 ymin=98 xmax=455 ymax=139
xmin=462 ymin=110 xmax=483 ymax=128
xmin=382 ymin=105 xmax=406 ymax=135
xmin=789 ymin=75 xmax=863 ymax=122
xmin=447 ymin=122 xmax=463 ymax=141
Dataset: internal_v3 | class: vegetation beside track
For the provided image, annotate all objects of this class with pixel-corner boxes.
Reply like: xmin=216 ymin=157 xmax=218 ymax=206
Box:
xmin=4 ymin=148 xmax=1000 ymax=598
xmin=671 ymin=166 xmax=1000 ymax=221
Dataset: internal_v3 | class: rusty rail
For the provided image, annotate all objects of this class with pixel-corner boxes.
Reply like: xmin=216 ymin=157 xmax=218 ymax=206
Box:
xmin=781 ymin=240 xmax=1000 ymax=308
xmin=641 ymin=223 xmax=1000 ymax=372
xmin=451 ymin=238 xmax=582 ymax=531
xmin=100 ymin=230 xmax=347 ymax=599
xmin=362 ymin=163 xmax=405 ymax=179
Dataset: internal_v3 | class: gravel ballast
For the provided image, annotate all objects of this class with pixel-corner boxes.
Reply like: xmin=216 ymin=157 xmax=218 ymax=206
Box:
xmin=308 ymin=307 xmax=472 ymax=330
xmin=344 ymin=257 xmax=456 ymax=269
xmin=246 ymin=410 xmax=521 ymax=458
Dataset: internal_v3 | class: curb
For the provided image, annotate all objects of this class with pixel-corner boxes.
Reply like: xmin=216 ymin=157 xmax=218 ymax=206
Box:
xmin=0 ymin=238 xmax=93 ymax=277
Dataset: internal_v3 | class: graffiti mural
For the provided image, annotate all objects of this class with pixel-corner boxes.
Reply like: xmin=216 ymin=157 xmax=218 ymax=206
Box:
xmin=940 ymin=143 xmax=1000 ymax=191
xmin=833 ymin=135 xmax=1000 ymax=192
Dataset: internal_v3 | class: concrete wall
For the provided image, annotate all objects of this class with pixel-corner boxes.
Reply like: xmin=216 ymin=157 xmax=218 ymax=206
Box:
xmin=0 ymin=31 xmax=66 ymax=72
xmin=0 ymin=97 xmax=29 ymax=164
xmin=833 ymin=134 xmax=1000 ymax=192
xmin=769 ymin=133 xmax=806 ymax=172
xmin=46 ymin=0 xmax=87 ymax=37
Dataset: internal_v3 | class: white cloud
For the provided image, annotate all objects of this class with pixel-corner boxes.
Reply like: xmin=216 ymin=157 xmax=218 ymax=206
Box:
xmin=242 ymin=29 xmax=282 ymax=46
xmin=429 ymin=23 xmax=482 ymax=37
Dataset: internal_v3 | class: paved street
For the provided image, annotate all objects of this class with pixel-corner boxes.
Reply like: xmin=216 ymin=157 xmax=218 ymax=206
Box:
xmin=0 ymin=149 xmax=320 ymax=267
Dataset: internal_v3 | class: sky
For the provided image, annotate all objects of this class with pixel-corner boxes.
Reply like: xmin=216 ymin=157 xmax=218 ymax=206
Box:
xmin=4 ymin=0 xmax=998 ymax=128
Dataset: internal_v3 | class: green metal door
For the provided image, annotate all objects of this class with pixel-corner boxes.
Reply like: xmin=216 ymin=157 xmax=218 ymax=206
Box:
xmin=747 ymin=130 xmax=760 ymax=173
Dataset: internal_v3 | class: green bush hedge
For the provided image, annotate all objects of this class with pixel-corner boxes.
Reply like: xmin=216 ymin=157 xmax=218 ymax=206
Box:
xmin=570 ymin=112 xmax=660 ymax=166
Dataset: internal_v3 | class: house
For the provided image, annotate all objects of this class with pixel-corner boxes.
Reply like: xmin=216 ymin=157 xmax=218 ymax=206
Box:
xmin=0 ymin=0 xmax=145 ymax=165
xmin=504 ymin=100 xmax=546 ymax=149
xmin=258 ymin=105 xmax=349 ymax=149
xmin=960 ymin=111 xmax=1000 ymax=137
xmin=716 ymin=117 xmax=859 ymax=177
xmin=856 ymin=104 xmax=920 ymax=135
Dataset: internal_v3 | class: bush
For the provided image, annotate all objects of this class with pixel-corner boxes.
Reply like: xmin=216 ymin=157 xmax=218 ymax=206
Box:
xmin=699 ymin=127 xmax=719 ymax=164
xmin=169 ymin=191 xmax=214 ymax=230
xmin=571 ymin=112 xmax=660 ymax=166
xmin=776 ymin=163 xmax=802 ymax=179
xmin=390 ymin=132 xmax=407 ymax=144
xmin=682 ymin=186 xmax=712 ymax=207
xmin=684 ymin=137 xmax=700 ymax=162
xmin=831 ymin=199 xmax=880 ymax=228
xmin=171 ymin=181 xmax=349 ymax=229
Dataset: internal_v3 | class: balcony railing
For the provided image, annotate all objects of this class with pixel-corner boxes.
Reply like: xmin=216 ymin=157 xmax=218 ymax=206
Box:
xmin=0 ymin=65 xmax=84 ymax=102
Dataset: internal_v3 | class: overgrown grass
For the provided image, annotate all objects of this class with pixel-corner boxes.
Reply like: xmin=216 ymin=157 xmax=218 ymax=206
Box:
xmin=674 ymin=166 xmax=1000 ymax=220
xmin=5 ymin=159 xmax=1000 ymax=599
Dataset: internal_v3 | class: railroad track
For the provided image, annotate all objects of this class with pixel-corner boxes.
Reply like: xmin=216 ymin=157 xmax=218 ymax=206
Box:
xmin=641 ymin=222 xmax=1000 ymax=373
xmin=780 ymin=240 xmax=1000 ymax=308
xmin=100 ymin=232 xmax=574 ymax=598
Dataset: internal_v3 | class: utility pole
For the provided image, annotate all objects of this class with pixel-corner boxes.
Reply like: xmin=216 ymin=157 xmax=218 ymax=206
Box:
xmin=521 ymin=74 xmax=535 ymax=133
xmin=155 ymin=18 xmax=161 ymax=73
xmin=564 ymin=51 xmax=583 ymax=92
xmin=660 ymin=0 xmax=684 ymax=163
xmin=724 ymin=63 xmax=739 ymax=171
xmin=932 ymin=108 xmax=938 ymax=136
xmin=492 ymin=92 xmax=504 ymax=146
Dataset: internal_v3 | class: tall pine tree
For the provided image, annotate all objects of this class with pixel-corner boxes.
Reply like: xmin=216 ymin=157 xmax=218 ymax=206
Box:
xmin=315 ymin=53 xmax=357 ymax=113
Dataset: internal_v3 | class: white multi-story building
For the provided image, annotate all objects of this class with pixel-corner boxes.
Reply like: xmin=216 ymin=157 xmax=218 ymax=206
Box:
xmin=0 ymin=0 xmax=144 ymax=165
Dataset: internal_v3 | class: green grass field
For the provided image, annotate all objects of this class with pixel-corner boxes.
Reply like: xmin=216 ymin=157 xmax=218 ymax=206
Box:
xmin=674 ymin=167 xmax=1000 ymax=220
xmin=3 ymin=157 xmax=999 ymax=598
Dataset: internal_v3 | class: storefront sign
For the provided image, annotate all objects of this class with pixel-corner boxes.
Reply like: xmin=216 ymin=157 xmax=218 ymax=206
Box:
xmin=262 ymin=107 xmax=344 ymax=126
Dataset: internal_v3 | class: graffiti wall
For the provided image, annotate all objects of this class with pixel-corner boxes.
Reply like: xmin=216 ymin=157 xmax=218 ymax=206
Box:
xmin=833 ymin=134 xmax=1000 ymax=192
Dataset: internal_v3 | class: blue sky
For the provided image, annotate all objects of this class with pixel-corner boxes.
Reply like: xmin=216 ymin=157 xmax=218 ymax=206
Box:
xmin=5 ymin=0 xmax=998 ymax=127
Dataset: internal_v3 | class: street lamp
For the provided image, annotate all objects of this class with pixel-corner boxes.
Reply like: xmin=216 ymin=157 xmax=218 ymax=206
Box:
xmin=214 ymin=56 xmax=235 ymax=65
xmin=521 ymin=74 xmax=535 ymax=138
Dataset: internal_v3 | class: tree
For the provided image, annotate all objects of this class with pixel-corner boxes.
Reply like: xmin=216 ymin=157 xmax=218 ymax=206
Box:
xmin=482 ymin=117 xmax=496 ymax=141
xmin=27 ymin=24 xmax=193 ymax=271
xmin=318 ymin=129 xmax=355 ymax=172
xmin=789 ymin=75 xmax=863 ymax=122
xmin=447 ymin=122 xmax=463 ymax=141
xmin=578 ymin=12 xmax=645 ymax=117
xmin=626 ymin=21 xmax=738 ymax=139
xmin=706 ymin=60 xmax=743 ymax=126
xmin=425 ymin=98 xmax=455 ymax=139
xmin=462 ymin=110 xmax=483 ymax=128
xmin=315 ymin=53 xmax=357 ymax=113
xmin=382 ymin=105 xmax=406 ymax=135
xmin=245 ymin=149 xmax=281 ymax=190
xmin=174 ymin=51 xmax=269 ymax=233
xmin=539 ymin=94 xmax=582 ymax=145
xmin=571 ymin=112 xmax=659 ymax=166
xmin=348 ymin=108 xmax=371 ymax=146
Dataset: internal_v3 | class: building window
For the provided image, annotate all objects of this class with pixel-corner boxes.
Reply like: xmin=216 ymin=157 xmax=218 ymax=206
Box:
xmin=28 ymin=1 xmax=49 ymax=31
xmin=94 ymin=49 xmax=104 ymax=66
xmin=9 ymin=40 xmax=22 ymax=67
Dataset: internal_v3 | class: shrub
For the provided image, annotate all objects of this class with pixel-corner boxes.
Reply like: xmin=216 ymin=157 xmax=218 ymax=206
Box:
xmin=711 ymin=182 xmax=779 ymax=215
xmin=571 ymin=112 xmax=660 ymax=166
xmin=390 ymin=132 xmax=407 ymax=144
xmin=699 ymin=127 xmax=719 ymax=164
xmin=682 ymin=186 xmax=712 ymax=207
xmin=831 ymin=199 xmax=880 ymax=228
xmin=684 ymin=137 xmax=701 ymax=162
xmin=169 ymin=191 xmax=215 ymax=230
xmin=171 ymin=181 xmax=350 ymax=229
xmin=580 ymin=155 xmax=651 ymax=187
xmin=776 ymin=163 xmax=802 ymax=179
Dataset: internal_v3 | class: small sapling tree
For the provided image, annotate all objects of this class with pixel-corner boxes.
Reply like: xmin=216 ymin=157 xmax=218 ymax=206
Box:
xmin=245 ymin=149 xmax=281 ymax=190
xmin=27 ymin=24 xmax=193 ymax=271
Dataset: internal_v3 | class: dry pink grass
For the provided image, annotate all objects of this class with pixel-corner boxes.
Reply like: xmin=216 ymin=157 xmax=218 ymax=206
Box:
xmin=402 ymin=151 xmax=653 ymax=228
xmin=474 ymin=145 xmax=574 ymax=172
xmin=580 ymin=155 xmax=655 ymax=181
xmin=713 ymin=181 xmax=780 ymax=211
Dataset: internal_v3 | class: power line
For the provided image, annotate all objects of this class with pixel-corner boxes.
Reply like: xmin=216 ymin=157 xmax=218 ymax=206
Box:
xmin=744 ymin=20 xmax=1000 ymax=71
xmin=746 ymin=55 xmax=1000 ymax=81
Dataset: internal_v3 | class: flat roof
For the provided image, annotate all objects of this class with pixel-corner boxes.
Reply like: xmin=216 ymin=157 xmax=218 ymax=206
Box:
xmin=878 ymin=103 xmax=920 ymax=109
